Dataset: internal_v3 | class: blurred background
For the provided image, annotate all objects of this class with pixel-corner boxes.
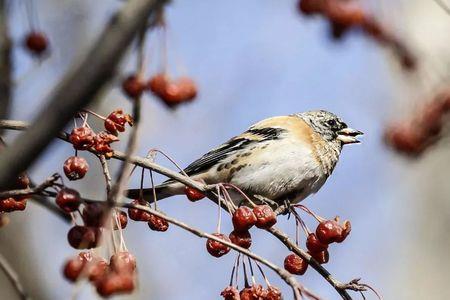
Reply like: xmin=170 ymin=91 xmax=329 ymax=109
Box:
xmin=1 ymin=0 xmax=450 ymax=299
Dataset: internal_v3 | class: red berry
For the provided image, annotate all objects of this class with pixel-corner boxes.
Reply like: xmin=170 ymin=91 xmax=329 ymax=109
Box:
xmin=104 ymin=109 xmax=133 ymax=135
xmin=69 ymin=127 xmax=95 ymax=150
xmin=88 ymin=259 xmax=109 ymax=283
xmin=63 ymin=256 xmax=86 ymax=282
xmin=298 ymin=0 xmax=326 ymax=15
xmin=128 ymin=200 xmax=152 ymax=222
xmin=113 ymin=210 xmax=128 ymax=230
xmin=148 ymin=213 xmax=169 ymax=232
xmin=266 ymin=286 xmax=282 ymax=300
xmin=306 ymin=233 xmax=328 ymax=253
xmin=67 ymin=225 xmax=100 ymax=249
xmin=63 ymin=156 xmax=89 ymax=180
xmin=206 ymin=233 xmax=231 ymax=257
xmin=316 ymin=219 xmax=343 ymax=244
xmin=176 ymin=77 xmax=197 ymax=101
xmin=122 ymin=75 xmax=145 ymax=99
xmin=82 ymin=203 xmax=106 ymax=227
xmin=253 ymin=205 xmax=277 ymax=229
xmin=284 ymin=253 xmax=308 ymax=275
xmin=229 ymin=230 xmax=252 ymax=249
xmin=110 ymin=251 xmax=136 ymax=273
xmin=184 ymin=186 xmax=205 ymax=201
xmin=221 ymin=286 xmax=240 ymax=300
xmin=232 ymin=206 xmax=257 ymax=231
xmin=56 ymin=188 xmax=81 ymax=213
xmin=147 ymin=74 xmax=168 ymax=96
xmin=24 ymin=31 xmax=48 ymax=55
xmin=16 ymin=173 xmax=30 ymax=189
xmin=0 ymin=198 xmax=26 ymax=212
xmin=96 ymin=273 xmax=135 ymax=297
xmin=384 ymin=124 xmax=426 ymax=156
xmin=309 ymin=250 xmax=329 ymax=264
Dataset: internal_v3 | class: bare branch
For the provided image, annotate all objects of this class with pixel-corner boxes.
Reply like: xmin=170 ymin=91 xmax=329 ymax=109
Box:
xmin=0 ymin=0 xmax=11 ymax=124
xmin=0 ymin=173 xmax=60 ymax=198
xmin=0 ymin=0 xmax=167 ymax=191
xmin=0 ymin=252 xmax=30 ymax=300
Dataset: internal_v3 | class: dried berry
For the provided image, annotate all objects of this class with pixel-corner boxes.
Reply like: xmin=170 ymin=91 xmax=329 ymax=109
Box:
xmin=82 ymin=203 xmax=106 ymax=227
xmin=67 ymin=225 xmax=100 ymax=249
xmin=96 ymin=273 xmax=135 ymax=297
xmin=104 ymin=109 xmax=133 ymax=135
xmin=240 ymin=285 xmax=267 ymax=300
xmin=309 ymin=249 xmax=329 ymax=264
xmin=266 ymin=286 xmax=282 ymax=300
xmin=148 ymin=74 xmax=197 ymax=107
xmin=69 ymin=127 xmax=95 ymax=150
xmin=335 ymin=219 xmax=351 ymax=243
xmin=284 ymin=253 xmax=308 ymax=275
xmin=232 ymin=206 xmax=257 ymax=231
xmin=56 ymin=188 xmax=81 ymax=213
xmin=63 ymin=156 xmax=89 ymax=180
xmin=24 ymin=31 xmax=48 ymax=55
xmin=206 ymin=233 xmax=231 ymax=257
xmin=229 ymin=230 xmax=252 ymax=249
xmin=148 ymin=213 xmax=169 ymax=232
xmin=306 ymin=233 xmax=328 ymax=253
xmin=384 ymin=124 xmax=426 ymax=156
xmin=93 ymin=131 xmax=119 ymax=157
xmin=122 ymin=75 xmax=145 ymax=99
xmin=316 ymin=219 xmax=343 ymax=244
xmin=221 ymin=286 xmax=240 ymax=300
xmin=184 ymin=186 xmax=205 ymax=201
xmin=113 ymin=210 xmax=128 ymax=230
xmin=110 ymin=251 xmax=136 ymax=273
xmin=253 ymin=205 xmax=277 ymax=229
xmin=128 ymin=200 xmax=152 ymax=222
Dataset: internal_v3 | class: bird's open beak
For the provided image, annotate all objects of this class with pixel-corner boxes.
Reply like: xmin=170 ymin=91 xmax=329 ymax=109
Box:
xmin=337 ymin=128 xmax=363 ymax=144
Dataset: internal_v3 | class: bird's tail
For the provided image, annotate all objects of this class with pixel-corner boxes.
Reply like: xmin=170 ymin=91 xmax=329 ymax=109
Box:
xmin=125 ymin=182 xmax=183 ymax=202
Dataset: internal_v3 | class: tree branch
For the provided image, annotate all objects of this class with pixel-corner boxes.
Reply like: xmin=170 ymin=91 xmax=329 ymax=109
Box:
xmin=0 ymin=0 xmax=167 ymax=191
xmin=0 ymin=119 xmax=366 ymax=299
xmin=0 ymin=0 xmax=11 ymax=126
xmin=0 ymin=251 xmax=30 ymax=300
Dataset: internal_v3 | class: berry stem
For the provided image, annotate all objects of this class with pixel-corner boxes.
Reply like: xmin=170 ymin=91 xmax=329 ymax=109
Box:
xmin=294 ymin=204 xmax=325 ymax=223
xmin=247 ymin=256 xmax=256 ymax=286
xmin=81 ymin=109 xmax=106 ymax=120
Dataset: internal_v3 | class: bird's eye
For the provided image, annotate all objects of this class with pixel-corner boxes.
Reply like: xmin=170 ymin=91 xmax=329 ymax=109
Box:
xmin=326 ymin=119 xmax=337 ymax=127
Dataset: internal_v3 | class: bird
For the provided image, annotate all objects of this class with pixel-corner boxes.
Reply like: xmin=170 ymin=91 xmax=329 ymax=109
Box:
xmin=126 ymin=110 xmax=363 ymax=206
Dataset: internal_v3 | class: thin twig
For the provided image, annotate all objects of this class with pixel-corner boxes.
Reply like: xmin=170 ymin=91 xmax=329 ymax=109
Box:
xmin=99 ymin=155 xmax=112 ymax=194
xmin=0 ymin=252 xmax=30 ymax=300
xmin=0 ymin=0 xmax=11 ymax=126
xmin=0 ymin=173 xmax=60 ymax=198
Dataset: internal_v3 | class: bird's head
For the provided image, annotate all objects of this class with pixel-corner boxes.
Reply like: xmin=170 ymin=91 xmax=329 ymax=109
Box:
xmin=297 ymin=110 xmax=363 ymax=145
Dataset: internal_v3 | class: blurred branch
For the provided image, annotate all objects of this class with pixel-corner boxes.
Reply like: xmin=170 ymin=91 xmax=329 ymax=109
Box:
xmin=0 ymin=252 xmax=30 ymax=300
xmin=0 ymin=173 xmax=59 ymax=199
xmin=0 ymin=0 xmax=11 ymax=126
xmin=0 ymin=119 xmax=360 ymax=299
xmin=0 ymin=0 xmax=168 ymax=191
xmin=433 ymin=0 xmax=450 ymax=15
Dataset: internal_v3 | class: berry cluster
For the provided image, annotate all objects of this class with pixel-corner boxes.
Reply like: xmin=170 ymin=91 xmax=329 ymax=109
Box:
xmin=221 ymin=254 xmax=282 ymax=300
xmin=206 ymin=204 xmax=277 ymax=258
xmin=121 ymin=73 xmax=198 ymax=108
xmin=0 ymin=173 xmax=30 ymax=213
xmin=283 ymin=207 xmax=351 ymax=276
xmin=128 ymin=199 xmax=169 ymax=232
xmin=63 ymin=251 xmax=137 ymax=297
xmin=297 ymin=0 xmax=416 ymax=70
xmin=385 ymin=92 xmax=450 ymax=156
